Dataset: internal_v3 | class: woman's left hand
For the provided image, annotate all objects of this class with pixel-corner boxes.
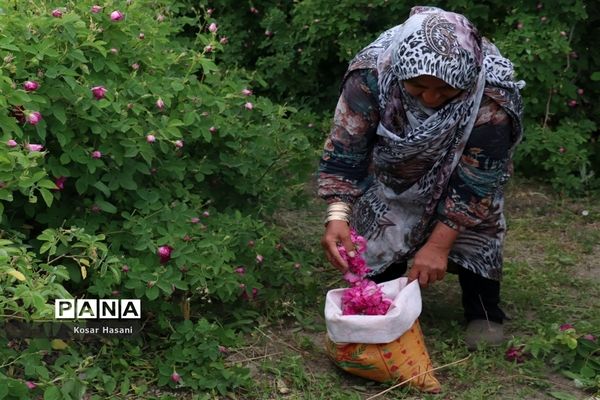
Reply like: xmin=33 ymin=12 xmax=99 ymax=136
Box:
xmin=407 ymin=243 xmax=449 ymax=288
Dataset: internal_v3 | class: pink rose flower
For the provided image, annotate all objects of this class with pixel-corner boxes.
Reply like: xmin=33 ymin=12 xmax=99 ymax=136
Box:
xmin=91 ymin=86 xmax=107 ymax=100
xmin=26 ymin=143 xmax=44 ymax=152
xmin=241 ymin=88 xmax=253 ymax=96
xmin=110 ymin=10 xmax=124 ymax=21
xmin=559 ymin=323 xmax=574 ymax=331
xmin=90 ymin=5 xmax=102 ymax=13
xmin=7 ymin=139 xmax=17 ymax=148
xmin=256 ymin=254 xmax=264 ymax=264
xmin=131 ymin=63 xmax=140 ymax=70
xmin=26 ymin=112 xmax=42 ymax=125
xmin=91 ymin=150 xmax=102 ymax=159
xmin=54 ymin=176 xmax=66 ymax=190
xmin=209 ymin=23 xmax=218 ymax=33
xmin=235 ymin=267 xmax=245 ymax=275
xmin=209 ymin=126 xmax=217 ymax=134
xmin=156 ymin=98 xmax=165 ymax=110
xmin=174 ymin=140 xmax=184 ymax=148
xmin=219 ymin=36 xmax=228 ymax=45
xmin=157 ymin=245 xmax=173 ymax=264
xmin=170 ymin=372 xmax=181 ymax=383
xmin=244 ymin=102 xmax=254 ymax=110
xmin=23 ymin=81 xmax=39 ymax=91
xmin=51 ymin=9 xmax=63 ymax=18
xmin=146 ymin=134 xmax=156 ymax=143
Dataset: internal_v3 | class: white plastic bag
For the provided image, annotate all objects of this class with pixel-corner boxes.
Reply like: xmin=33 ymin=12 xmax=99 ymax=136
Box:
xmin=324 ymin=277 xmax=421 ymax=344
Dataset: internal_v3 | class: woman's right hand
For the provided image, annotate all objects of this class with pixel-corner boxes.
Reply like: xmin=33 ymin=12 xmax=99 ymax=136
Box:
xmin=321 ymin=220 xmax=356 ymax=273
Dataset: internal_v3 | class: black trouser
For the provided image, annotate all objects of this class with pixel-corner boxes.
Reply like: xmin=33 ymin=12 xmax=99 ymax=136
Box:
xmin=370 ymin=261 xmax=505 ymax=323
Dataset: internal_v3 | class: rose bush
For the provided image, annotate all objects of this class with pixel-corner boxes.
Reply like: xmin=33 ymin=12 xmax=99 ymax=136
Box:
xmin=0 ymin=0 xmax=319 ymax=397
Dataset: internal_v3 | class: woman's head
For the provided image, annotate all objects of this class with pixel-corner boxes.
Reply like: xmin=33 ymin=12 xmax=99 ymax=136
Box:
xmin=391 ymin=7 xmax=483 ymax=92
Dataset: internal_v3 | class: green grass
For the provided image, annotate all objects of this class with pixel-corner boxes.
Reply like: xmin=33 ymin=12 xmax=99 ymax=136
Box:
xmin=226 ymin=180 xmax=600 ymax=400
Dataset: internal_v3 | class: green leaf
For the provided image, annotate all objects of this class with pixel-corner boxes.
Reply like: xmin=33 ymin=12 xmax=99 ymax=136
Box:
xmin=93 ymin=181 xmax=111 ymax=197
xmin=39 ymin=188 xmax=54 ymax=207
xmin=39 ymin=179 xmax=58 ymax=189
xmin=171 ymin=81 xmax=185 ymax=91
xmin=591 ymin=71 xmax=600 ymax=81
xmin=96 ymin=200 xmax=117 ymax=214
xmin=146 ymin=285 xmax=159 ymax=300
xmin=44 ymin=386 xmax=62 ymax=400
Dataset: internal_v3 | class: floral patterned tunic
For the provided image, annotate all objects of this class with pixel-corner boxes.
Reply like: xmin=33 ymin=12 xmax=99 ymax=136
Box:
xmin=318 ymin=68 xmax=518 ymax=280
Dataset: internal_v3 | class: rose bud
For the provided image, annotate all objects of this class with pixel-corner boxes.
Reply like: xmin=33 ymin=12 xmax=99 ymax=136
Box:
xmin=516 ymin=22 xmax=524 ymax=30
xmin=202 ymin=211 xmax=210 ymax=218
xmin=241 ymin=88 xmax=252 ymax=96
xmin=567 ymin=99 xmax=577 ymax=108
xmin=26 ymin=112 xmax=42 ymax=125
xmin=247 ymin=240 xmax=255 ymax=247
xmin=209 ymin=126 xmax=217 ymax=134
xmin=51 ymin=9 xmax=63 ymax=18
xmin=577 ymin=88 xmax=584 ymax=96
xmin=174 ymin=140 xmax=184 ymax=148
xmin=146 ymin=134 xmax=156 ymax=143
xmin=209 ymin=23 xmax=218 ymax=33
xmin=26 ymin=143 xmax=44 ymax=152
xmin=110 ymin=10 xmax=124 ymax=21
xmin=559 ymin=323 xmax=574 ymax=331
xmin=235 ymin=267 xmax=245 ymax=275
xmin=25 ymin=381 xmax=37 ymax=390
xmin=138 ymin=32 xmax=145 ymax=40
xmin=121 ymin=265 xmax=130 ymax=273
xmin=23 ymin=81 xmax=39 ymax=91
xmin=156 ymin=98 xmax=165 ymax=110
xmin=91 ymin=150 xmax=102 ymax=159
xmin=91 ymin=86 xmax=107 ymax=100
xmin=157 ymin=245 xmax=173 ymax=264
xmin=219 ymin=36 xmax=228 ymax=45
xmin=170 ymin=372 xmax=181 ymax=383
xmin=54 ymin=176 xmax=66 ymax=190
xmin=110 ymin=48 xmax=119 ymax=54
xmin=559 ymin=147 xmax=566 ymax=153
xmin=244 ymin=102 xmax=254 ymax=110
xmin=265 ymin=30 xmax=273 ymax=37
xmin=294 ymin=262 xmax=301 ymax=269
xmin=190 ymin=217 xmax=200 ymax=223
xmin=90 ymin=5 xmax=102 ymax=13
xmin=7 ymin=139 xmax=17 ymax=148
xmin=256 ymin=254 xmax=264 ymax=264
xmin=207 ymin=8 xmax=214 ymax=16
xmin=204 ymin=45 xmax=213 ymax=53
xmin=582 ymin=334 xmax=596 ymax=342
xmin=250 ymin=7 xmax=259 ymax=14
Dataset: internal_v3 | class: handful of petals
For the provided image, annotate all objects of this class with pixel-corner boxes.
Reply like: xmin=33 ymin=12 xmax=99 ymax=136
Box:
xmin=337 ymin=228 xmax=392 ymax=316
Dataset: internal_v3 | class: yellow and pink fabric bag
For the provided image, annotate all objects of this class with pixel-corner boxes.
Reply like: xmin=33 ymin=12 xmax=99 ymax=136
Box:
xmin=324 ymin=278 xmax=441 ymax=393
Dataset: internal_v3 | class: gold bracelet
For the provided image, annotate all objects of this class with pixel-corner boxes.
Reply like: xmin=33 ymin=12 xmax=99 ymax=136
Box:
xmin=324 ymin=202 xmax=351 ymax=225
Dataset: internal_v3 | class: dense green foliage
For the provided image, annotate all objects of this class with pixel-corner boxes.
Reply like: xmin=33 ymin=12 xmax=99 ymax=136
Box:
xmin=198 ymin=0 xmax=600 ymax=192
xmin=0 ymin=1 xmax=319 ymax=398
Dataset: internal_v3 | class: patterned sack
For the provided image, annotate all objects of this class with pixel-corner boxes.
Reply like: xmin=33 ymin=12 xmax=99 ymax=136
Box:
xmin=325 ymin=319 xmax=441 ymax=393
xmin=324 ymin=278 xmax=441 ymax=393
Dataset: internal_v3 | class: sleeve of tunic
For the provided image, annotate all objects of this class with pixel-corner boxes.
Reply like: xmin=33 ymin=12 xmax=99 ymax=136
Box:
xmin=436 ymin=97 xmax=513 ymax=230
xmin=317 ymin=69 xmax=380 ymax=205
